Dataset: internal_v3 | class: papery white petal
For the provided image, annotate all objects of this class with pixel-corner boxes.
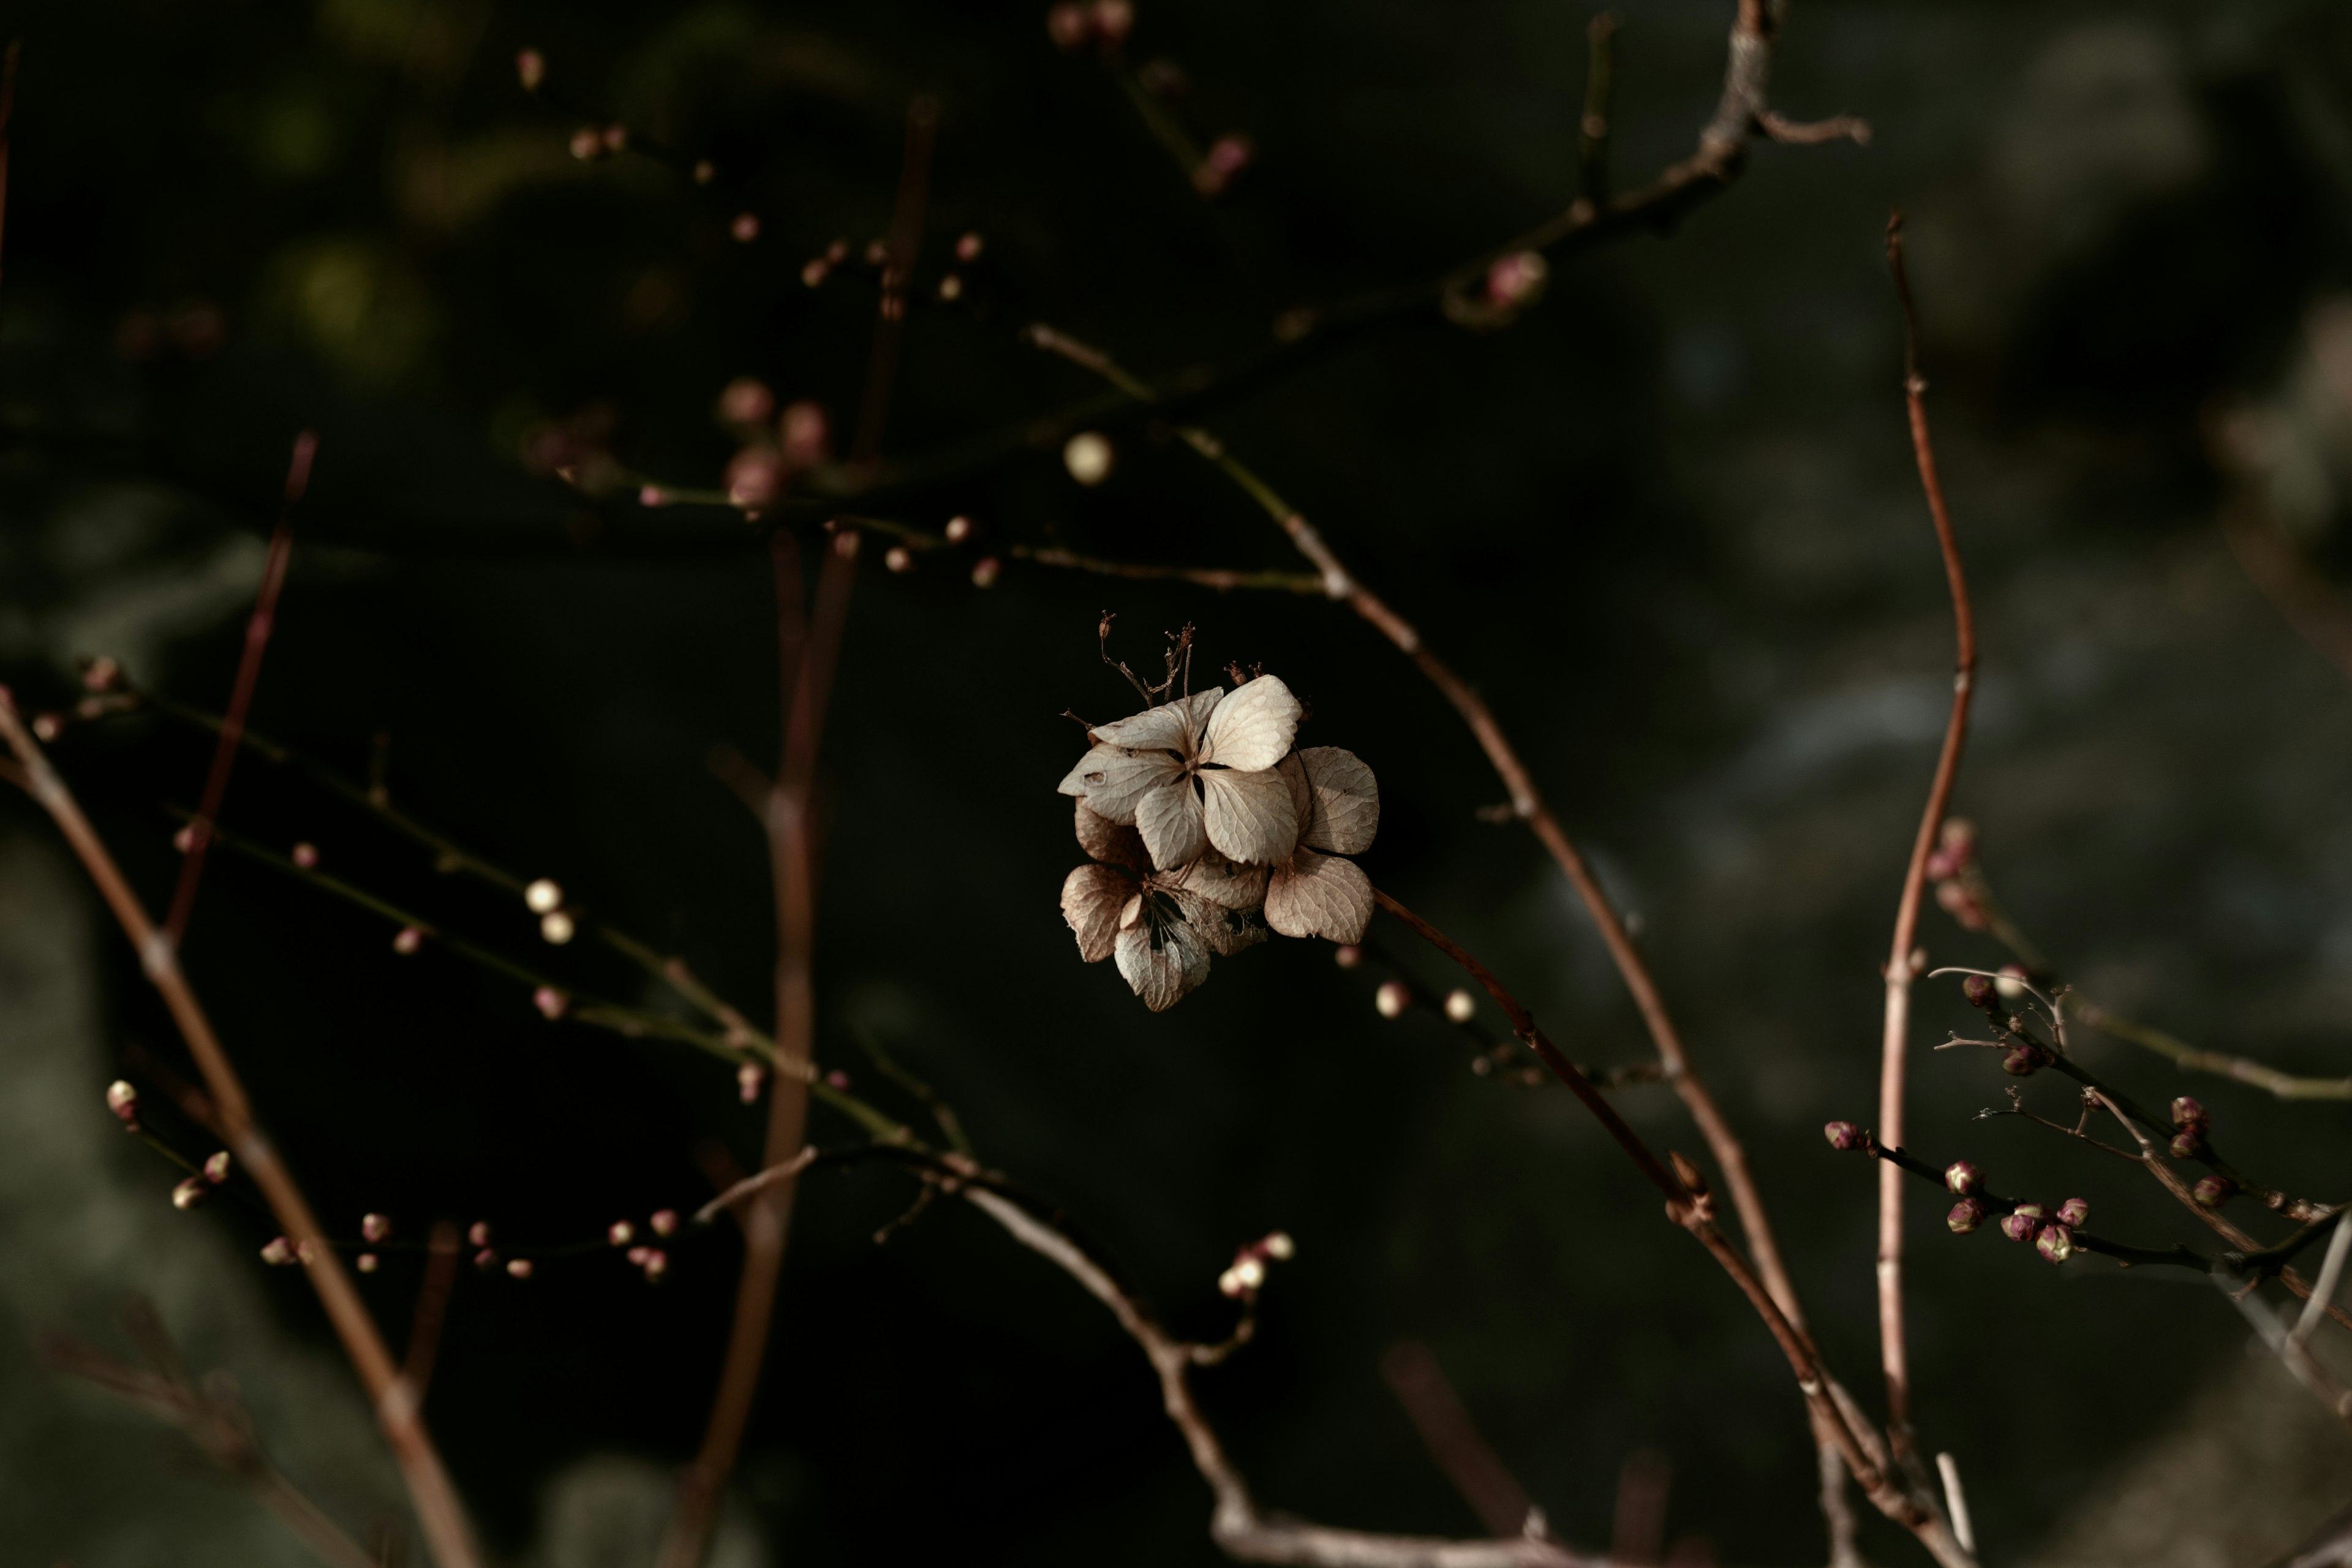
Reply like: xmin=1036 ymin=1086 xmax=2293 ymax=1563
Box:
xmin=1264 ymin=848 xmax=1374 ymax=943
xmin=1075 ymin=799 xmax=1150 ymax=871
xmin=1294 ymin=746 xmax=1379 ymax=854
xmin=1060 ymin=864 xmax=1133 ymax=962
xmin=1200 ymin=766 xmax=1298 ymax=865
xmin=1088 ymin=689 xmax=1221 ymax=755
xmin=1057 ymin=745 xmax=1182 ymax=824
xmin=1200 ymin=674 xmax=1301 ymax=772
xmin=1176 ymin=890 xmax=1269 ymax=957
xmin=1136 ymin=777 xmax=1208 ymax=869
xmin=1115 ymin=913 xmax=1212 ymax=1011
xmin=1164 ymin=851 xmax=1268 ymax=910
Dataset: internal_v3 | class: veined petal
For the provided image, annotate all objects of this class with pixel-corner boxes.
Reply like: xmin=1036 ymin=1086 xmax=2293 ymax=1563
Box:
xmin=1200 ymin=674 xmax=1301 ymax=771
xmin=1088 ymin=689 xmax=1221 ymax=756
xmin=1294 ymin=746 xmax=1379 ymax=854
xmin=1136 ymin=777 xmax=1208 ymax=869
xmin=1175 ymin=889 xmax=1269 ymax=957
xmin=1057 ymin=745 xmax=1182 ymax=824
xmin=1200 ymin=766 xmax=1298 ymax=865
xmin=1115 ymin=913 xmax=1212 ymax=1011
xmin=1264 ymin=848 xmax=1373 ymax=943
xmin=1060 ymin=864 xmax=1133 ymax=962
xmin=1075 ymin=799 xmax=1151 ymax=872
xmin=1163 ymin=850 xmax=1267 ymax=910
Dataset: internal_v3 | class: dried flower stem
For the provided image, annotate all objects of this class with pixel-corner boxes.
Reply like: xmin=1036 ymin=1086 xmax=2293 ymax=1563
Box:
xmin=1875 ymin=214 xmax=1977 ymax=1468
xmin=0 ymin=700 xmax=481 ymax=1568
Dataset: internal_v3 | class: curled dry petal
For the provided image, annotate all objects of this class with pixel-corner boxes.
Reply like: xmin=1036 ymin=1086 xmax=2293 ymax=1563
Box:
xmin=1074 ymin=799 xmax=1150 ymax=872
xmin=1200 ymin=674 xmax=1301 ymax=771
xmin=1088 ymin=689 xmax=1220 ymax=754
xmin=1284 ymin=746 xmax=1378 ymax=854
xmin=1058 ymin=745 xmax=1180 ymax=823
xmin=1200 ymin=766 xmax=1298 ymax=865
xmin=1115 ymin=911 xmax=1212 ymax=1011
xmin=1265 ymin=846 xmax=1374 ymax=943
xmin=1061 ymin=864 xmax=1131 ymax=962
xmin=1136 ymin=774 xmax=1208 ymax=867
xmin=1164 ymin=851 xmax=1268 ymax=910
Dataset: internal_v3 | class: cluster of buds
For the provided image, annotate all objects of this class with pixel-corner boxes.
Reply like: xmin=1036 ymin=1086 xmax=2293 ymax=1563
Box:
xmin=1927 ymin=818 xmax=1986 ymax=931
xmin=170 ymin=1150 xmax=233 ymax=1212
xmin=1047 ymin=0 xmax=1134 ymax=53
xmin=883 ymin=514 xmax=1000 ymax=589
xmin=524 ymin=876 xmax=575 ymax=946
xmin=260 ymin=1235 xmax=317 ymax=1267
xmin=1216 ymin=1231 xmax=1295 ymax=1299
xmin=2169 ymin=1095 xmax=2208 ymax=1158
xmin=710 ymin=387 xmax=832 ymax=512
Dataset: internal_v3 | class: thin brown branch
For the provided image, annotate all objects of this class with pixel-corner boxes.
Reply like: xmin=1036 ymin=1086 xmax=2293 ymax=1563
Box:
xmin=848 ymin=97 xmax=940 ymax=472
xmin=0 ymin=697 xmax=480 ymax=1568
xmin=1381 ymin=1340 xmax=1537 ymax=1539
xmin=163 ymin=431 xmax=317 ymax=946
xmin=2074 ymin=999 xmax=2352 ymax=1102
xmin=400 ymin=1221 xmax=462 ymax=1403
xmin=1875 ymin=212 xmax=1978 ymax=1467
xmin=1756 ymin=109 xmax=1871 ymax=146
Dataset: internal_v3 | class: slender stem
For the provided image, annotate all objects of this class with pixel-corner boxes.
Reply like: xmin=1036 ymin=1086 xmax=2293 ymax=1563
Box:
xmin=1577 ymin=14 xmax=1618 ymax=211
xmin=0 ymin=699 xmax=481 ymax=1568
xmin=2294 ymin=1212 xmax=2352 ymax=1349
xmin=1876 ymin=213 xmax=1977 ymax=1466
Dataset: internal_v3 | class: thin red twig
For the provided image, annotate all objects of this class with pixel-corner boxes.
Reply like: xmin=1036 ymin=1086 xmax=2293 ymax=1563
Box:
xmin=1875 ymin=213 xmax=1977 ymax=1465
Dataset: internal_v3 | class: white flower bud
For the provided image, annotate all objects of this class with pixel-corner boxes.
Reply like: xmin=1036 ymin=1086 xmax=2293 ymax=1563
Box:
xmin=1443 ymin=989 xmax=1476 ymax=1022
xmin=1374 ymin=981 xmax=1410 ymax=1019
xmin=539 ymin=910 xmax=576 ymax=945
xmin=171 ymin=1177 xmax=208 ymax=1210
xmin=356 ymin=1252 xmax=380 ymax=1273
xmin=608 ymin=1221 xmax=635 ymax=1246
xmin=260 ymin=1237 xmax=296 ymax=1265
xmin=1217 ymin=1266 xmax=1246 ymax=1298
xmin=1234 ymin=1256 xmax=1267 ymax=1289
xmin=524 ymin=878 xmax=564 ymax=914
xmin=361 ymin=1213 xmax=391 ymax=1243
xmin=203 ymin=1151 xmax=231 ymax=1183
xmin=650 ymin=1208 xmax=679 ymax=1237
xmin=1262 ymin=1231 xmax=1294 ymax=1260
xmin=106 ymin=1080 xmax=139 ymax=1122
xmin=507 ymin=1258 xmax=535 ymax=1279
xmin=1063 ymin=432 xmax=1114 ymax=486
xmin=641 ymin=1249 xmax=670 ymax=1282
xmin=944 ymin=514 xmax=974 ymax=543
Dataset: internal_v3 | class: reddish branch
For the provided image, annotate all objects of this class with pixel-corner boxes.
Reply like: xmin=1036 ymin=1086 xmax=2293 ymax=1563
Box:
xmin=1874 ymin=214 xmax=1976 ymax=1466
xmin=0 ymin=700 xmax=481 ymax=1568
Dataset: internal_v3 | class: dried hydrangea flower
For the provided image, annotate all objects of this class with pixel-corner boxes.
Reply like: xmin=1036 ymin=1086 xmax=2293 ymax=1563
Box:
xmin=1264 ymin=746 xmax=1379 ymax=943
xmin=1057 ymin=675 xmax=1303 ymax=869
xmin=1059 ymin=801 xmax=1268 ymax=1011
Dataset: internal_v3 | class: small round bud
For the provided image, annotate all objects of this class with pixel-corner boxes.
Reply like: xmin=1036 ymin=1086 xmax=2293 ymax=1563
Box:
xmin=106 ymin=1080 xmax=139 ymax=1124
xmin=361 ymin=1213 xmax=391 ymax=1243
xmin=601 ymin=124 xmax=627 ymax=153
xmin=31 ymin=712 xmax=61 ymax=742
xmin=203 ymin=1151 xmax=231 ymax=1184
xmin=474 ymin=1248 xmax=498 ymax=1270
xmin=718 ymin=377 xmax=774 ymax=427
xmin=392 ymin=925 xmax=424 ymax=955
xmin=1193 ymin=134 xmax=1252 ymax=195
xmin=641 ymin=1249 xmax=669 ymax=1282
xmin=884 ymin=546 xmax=913 ymax=573
xmin=738 ymin=1062 xmax=767 ymax=1104
xmin=2193 ymin=1176 xmax=2235 ymax=1209
xmin=569 ymin=126 xmax=601 ymax=160
xmin=515 ymin=48 xmax=545 ymax=91
xmin=2171 ymin=1096 xmax=2207 ymax=1129
xmin=356 ymin=1252 xmax=380 ymax=1273
xmin=1485 ymin=250 xmax=1548 ymax=310
xmin=2169 ymin=1129 xmax=2203 ymax=1159
xmin=725 ymin=447 xmax=785 ymax=508
xmin=650 ymin=1209 xmax=679 ymax=1237
xmin=2012 ymin=1202 xmax=2047 ymax=1221
xmin=1999 ymin=1212 xmax=2039 ymax=1243
xmin=608 ymin=1221 xmax=635 ymax=1247
xmin=639 ymin=485 xmax=669 ymax=508
xmin=2000 ymin=1044 xmax=2045 ymax=1076
xmin=468 ymin=1222 xmax=492 ymax=1248
xmin=171 ymin=1177 xmax=209 ymax=1210
xmin=2035 ymin=1224 xmax=2075 ymax=1264
xmin=1262 ymin=1231 xmax=1294 ymax=1260
xmin=507 ymin=1258 xmax=534 ymax=1279
xmin=831 ymin=529 xmax=861 ymax=560
xmin=1944 ymin=1161 xmax=1981 ymax=1196
xmin=1960 ymin=974 xmax=1997 ymax=1009
xmin=539 ymin=910 xmax=576 ymax=945
xmin=801 ymin=257 xmax=830 ymax=288
xmin=1217 ymin=1265 xmax=1246 ymax=1298
xmin=173 ymin=824 xmax=198 ymax=853
xmin=1091 ymin=0 xmax=1134 ymax=44
xmin=1046 ymin=3 xmax=1090 ymax=49
xmin=82 ymin=655 xmax=122 ymax=693
xmin=1443 ymin=989 xmax=1476 ymax=1023
xmin=864 ymin=238 xmax=889 ymax=266
xmin=1233 ymin=1255 xmax=1266 ymax=1289
xmin=1947 ymin=1198 xmax=1988 ymax=1234
xmin=2056 ymin=1197 xmax=2089 ymax=1228
xmin=1822 ymin=1121 xmax=1864 ymax=1152
xmin=824 ymin=1069 xmax=851 ymax=1091
xmin=260 ymin=1237 xmax=296 ymax=1265
xmin=524 ymin=878 xmax=563 ymax=914
xmin=627 ymin=1245 xmax=651 ymax=1265
xmin=1374 ymin=981 xmax=1411 ymax=1019
xmin=970 ymin=557 xmax=1001 ymax=589
xmin=944 ymin=514 xmax=974 ymax=543
xmin=291 ymin=842 xmax=319 ymax=870
xmin=1333 ymin=944 xmax=1363 ymax=970
xmin=1063 ymin=432 xmax=1114 ymax=486
xmin=937 ymin=274 xmax=963 ymax=303
xmin=533 ymin=986 xmax=568 ymax=1020
xmin=780 ymin=401 xmax=830 ymax=467
xmin=956 ymin=232 xmax=984 ymax=263
xmin=693 ymin=159 xmax=715 ymax=184
xmin=1994 ymin=963 xmax=2029 ymax=1001
xmin=730 ymin=212 xmax=760 ymax=243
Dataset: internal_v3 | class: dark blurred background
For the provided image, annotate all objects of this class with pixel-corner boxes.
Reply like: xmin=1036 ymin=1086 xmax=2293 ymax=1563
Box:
xmin=6 ymin=1 xmax=2352 ymax=1564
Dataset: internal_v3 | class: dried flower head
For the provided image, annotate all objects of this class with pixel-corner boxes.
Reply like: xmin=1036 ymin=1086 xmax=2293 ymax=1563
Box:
xmin=1060 ymin=801 xmax=1268 ymax=1011
xmin=1060 ymin=676 xmax=1305 ymax=869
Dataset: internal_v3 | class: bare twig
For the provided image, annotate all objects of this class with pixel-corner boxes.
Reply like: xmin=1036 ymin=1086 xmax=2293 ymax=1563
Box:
xmin=2213 ymin=1264 xmax=2352 ymax=1430
xmin=2074 ymin=1000 xmax=2352 ymax=1102
xmin=0 ymin=699 xmax=481 ymax=1568
xmin=1381 ymin=1341 xmax=1537 ymax=1539
xmin=2294 ymin=1212 xmax=2352 ymax=1350
xmin=400 ymin=1222 xmax=462 ymax=1403
xmin=848 ymin=97 xmax=939 ymax=472
xmin=1934 ymin=1453 xmax=1975 ymax=1560
xmin=1875 ymin=213 xmax=1977 ymax=1468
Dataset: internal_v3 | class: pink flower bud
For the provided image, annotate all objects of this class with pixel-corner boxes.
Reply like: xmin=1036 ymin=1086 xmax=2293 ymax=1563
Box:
xmin=627 ymin=1245 xmax=651 ymax=1265
xmin=31 ymin=712 xmax=62 ymax=742
xmin=515 ymin=48 xmax=545 ymax=91
xmin=506 ymin=1258 xmax=534 ymax=1279
xmin=780 ymin=401 xmax=830 ymax=467
xmin=955 ymin=232 xmax=984 ymax=263
xmin=718 ymin=377 xmax=774 ymax=427
xmin=203 ymin=1151 xmax=231 ymax=1184
xmin=801 ymin=257 xmax=830 ymax=288
xmin=1822 ymin=1121 xmax=1864 ymax=1152
xmin=824 ymin=1069 xmax=850 ymax=1090
xmin=693 ymin=160 xmax=715 ymax=184
xmin=601 ymin=124 xmax=628 ymax=153
xmin=569 ymin=126 xmax=601 ymax=160
xmin=1046 ymin=4 xmax=1090 ymax=50
xmin=970 ymin=557 xmax=1002 ymax=589
xmin=1374 ymin=981 xmax=1411 ymax=1019
xmin=608 ymin=1221 xmax=635 ymax=1247
xmin=1999 ymin=1212 xmax=2038 ymax=1243
xmin=725 ymin=447 xmax=785 ymax=508
xmin=173 ymin=824 xmax=198 ymax=853
xmin=106 ymin=1080 xmax=139 ymax=1125
xmin=638 ymin=485 xmax=669 ymax=507
xmin=650 ymin=1209 xmax=679 ymax=1237
xmin=944 ymin=514 xmax=975 ymax=543
xmin=171 ymin=1177 xmax=208 ymax=1210
xmin=884 ymin=546 xmax=913 ymax=573
xmin=361 ymin=1213 xmax=391 ymax=1243
xmin=260 ymin=1237 xmax=296 ymax=1265
xmin=1961 ymin=974 xmax=1997 ymax=1009
xmin=468 ymin=1221 xmax=492 ymax=1248
xmin=1485 ymin=251 xmax=1548 ymax=310
xmin=474 ymin=1248 xmax=498 ymax=1270
xmin=392 ymin=925 xmax=423 ymax=955
xmin=2056 ymin=1197 xmax=2089 ymax=1227
xmin=2035 ymin=1224 xmax=2074 ymax=1264
xmin=641 ymin=1249 xmax=669 ymax=1282
xmin=357 ymin=1252 xmax=380 ymax=1273
xmin=1333 ymin=944 xmax=1363 ymax=970
xmin=2171 ymin=1096 xmax=2207 ymax=1128
xmin=291 ymin=842 xmax=319 ymax=870
xmin=730 ymin=212 xmax=760 ymax=243
xmin=737 ymin=1062 xmax=767 ymax=1104
xmin=1193 ymin=134 xmax=1251 ymax=194
xmin=533 ymin=987 xmax=568 ymax=1019
xmin=2000 ymin=1044 xmax=2045 ymax=1076
xmin=2193 ymin=1177 xmax=2235 ymax=1209
xmin=1947 ymin=1198 xmax=1987 ymax=1234
xmin=1091 ymin=0 xmax=1134 ymax=44
xmin=1945 ymin=1161 xmax=1981 ymax=1195
xmin=2169 ymin=1129 xmax=2203 ymax=1159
